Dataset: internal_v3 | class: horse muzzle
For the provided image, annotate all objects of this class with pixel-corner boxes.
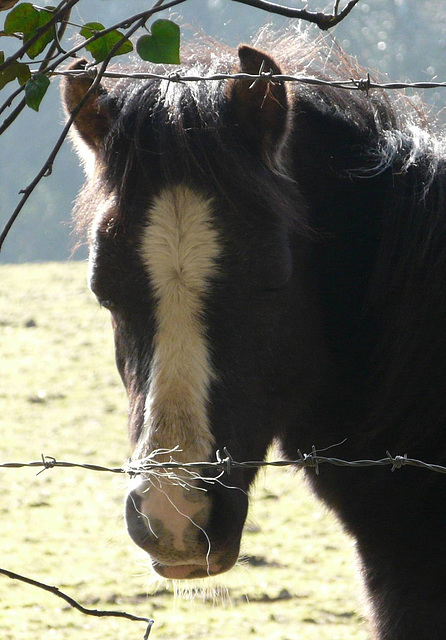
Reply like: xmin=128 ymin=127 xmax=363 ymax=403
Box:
xmin=125 ymin=469 xmax=248 ymax=579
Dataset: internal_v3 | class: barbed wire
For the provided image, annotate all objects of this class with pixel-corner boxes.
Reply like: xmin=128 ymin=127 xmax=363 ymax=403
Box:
xmin=3 ymin=50 xmax=445 ymax=254
xmin=50 ymin=67 xmax=446 ymax=93
xmin=2 ymin=445 xmax=446 ymax=636
xmin=2 ymin=449 xmax=446 ymax=478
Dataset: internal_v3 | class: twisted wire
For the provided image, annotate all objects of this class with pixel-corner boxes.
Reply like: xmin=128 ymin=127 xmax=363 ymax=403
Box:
xmin=49 ymin=67 xmax=446 ymax=93
xmin=1 ymin=450 xmax=446 ymax=477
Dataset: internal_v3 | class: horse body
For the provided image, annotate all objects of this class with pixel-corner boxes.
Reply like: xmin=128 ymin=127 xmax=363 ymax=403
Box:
xmin=63 ymin=36 xmax=446 ymax=638
xmin=290 ymin=78 xmax=446 ymax=638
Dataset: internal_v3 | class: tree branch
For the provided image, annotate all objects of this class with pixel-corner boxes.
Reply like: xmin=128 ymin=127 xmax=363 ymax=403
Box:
xmin=0 ymin=83 xmax=24 ymax=117
xmin=0 ymin=567 xmax=153 ymax=639
xmin=230 ymin=0 xmax=362 ymax=30
xmin=0 ymin=0 xmax=81 ymax=73
xmin=0 ymin=96 xmax=25 ymax=135
xmin=0 ymin=9 xmax=72 ymax=139
xmin=0 ymin=0 xmax=185 ymax=252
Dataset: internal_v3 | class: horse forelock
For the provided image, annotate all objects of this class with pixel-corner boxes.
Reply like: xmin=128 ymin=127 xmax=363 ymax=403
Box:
xmin=77 ymin=46 xmax=306 ymax=244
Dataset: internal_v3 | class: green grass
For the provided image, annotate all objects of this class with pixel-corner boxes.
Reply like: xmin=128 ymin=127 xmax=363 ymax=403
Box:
xmin=0 ymin=262 xmax=370 ymax=639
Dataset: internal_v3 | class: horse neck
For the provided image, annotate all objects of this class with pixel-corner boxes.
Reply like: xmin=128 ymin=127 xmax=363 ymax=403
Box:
xmin=288 ymin=94 xmax=446 ymax=448
xmin=288 ymin=97 xmax=386 ymax=386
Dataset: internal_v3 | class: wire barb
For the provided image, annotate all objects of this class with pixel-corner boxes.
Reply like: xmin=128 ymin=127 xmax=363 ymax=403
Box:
xmin=167 ymin=70 xmax=185 ymax=84
xmin=35 ymin=454 xmax=57 ymax=476
xmin=249 ymin=59 xmax=267 ymax=89
xmin=216 ymin=447 xmax=233 ymax=474
xmin=297 ymin=446 xmax=320 ymax=474
xmin=352 ymin=72 xmax=371 ymax=95
xmin=386 ymin=451 xmax=408 ymax=472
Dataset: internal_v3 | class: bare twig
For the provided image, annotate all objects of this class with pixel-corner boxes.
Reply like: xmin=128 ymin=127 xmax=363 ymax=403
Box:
xmin=0 ymin=8 xmax=73 ymax=136
xmin=0 ymin=567 xmax=154 ymax=639
xmin=45 ymin=4 xmax=72 ymax=58
xmin=229 ymin=0 xmax=362 ymax=30
xmin=0 ymin=0 xmax=170 ymax=252
xmin=0 ymin=0 xmax=81 ymax=73
xmin=0 ymin=96 xmax=26 ymax=135
xmin=0 ymin=0 xmax=192 ymax=252
xmin=0 ymin=0 xmax=188 ymax=131
xmin=0 ymin=108 xmax=75 ymax=247
xmin=0 ymin=82 xmax=24 ymax=117
xmin=31 ymin=0 xmax=189 ymax=75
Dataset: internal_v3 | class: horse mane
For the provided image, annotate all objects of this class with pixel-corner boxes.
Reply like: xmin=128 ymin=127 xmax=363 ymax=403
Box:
xmin=71 ymin=29 xmax=446 ymax=272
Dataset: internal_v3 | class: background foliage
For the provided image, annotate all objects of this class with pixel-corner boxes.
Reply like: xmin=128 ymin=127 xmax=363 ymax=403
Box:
xmin=1 ymin=0 xmax=446 ymax=263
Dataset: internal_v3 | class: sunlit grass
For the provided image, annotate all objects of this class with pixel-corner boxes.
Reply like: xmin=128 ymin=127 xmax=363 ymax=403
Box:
xmin=0 ymin=262 xmax=370 ymax=639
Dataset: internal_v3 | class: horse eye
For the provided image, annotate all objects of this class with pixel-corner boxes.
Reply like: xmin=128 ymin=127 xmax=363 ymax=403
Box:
xmin=99 ymin=299 xmax=115 ymax=311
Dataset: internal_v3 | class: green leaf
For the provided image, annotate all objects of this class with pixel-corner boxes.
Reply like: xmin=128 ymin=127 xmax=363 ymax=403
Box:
xmin=4 ymin=2 xmax=38 ymax=36
xmin=15 ymin=59 xmax=30 ymax=84
xmin=80 ymin=21 xmax=133 ymax=63
xmin=0 ymin=60 xmax=30 ymax=89
xmin=4 ymin=3 xmax=56 ymax=59
xmin=26 ymin=7 xmax=56 ymax=59
xmin=0 ymin=51 xmax=4 ymax=64
xmin=24 ymin=73 xmax=49 ymax=111
xmin=136 ymin=20 xmax=180 ymax=65
xmin=80 ymin=20 xmax=105 ymax=38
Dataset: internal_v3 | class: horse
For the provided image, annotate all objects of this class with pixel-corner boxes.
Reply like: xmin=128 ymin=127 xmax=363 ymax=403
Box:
xmin=62 ymin=33 xmax=446 ymax=639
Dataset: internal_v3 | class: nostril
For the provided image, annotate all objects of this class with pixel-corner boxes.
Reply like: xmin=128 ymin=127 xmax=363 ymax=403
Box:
xmin=125 ymin=489 xmax=152 ymax=549
xmin=205 ymin=472 xmax=249 ymax=545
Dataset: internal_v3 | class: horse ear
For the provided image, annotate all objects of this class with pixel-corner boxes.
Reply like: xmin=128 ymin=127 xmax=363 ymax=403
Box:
xmin=228 ymin=45 xmax=288 ymax=153
xmin=61 ymin=58 xmax=111 ymax=155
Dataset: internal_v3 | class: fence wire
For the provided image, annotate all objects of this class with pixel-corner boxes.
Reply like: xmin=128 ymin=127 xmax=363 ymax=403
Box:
xmin=2 ymin=446 xmax=446 ymax=637
xmin=3 ymin=446 xmax=446 ymax=636
xmin=51 ymin=67 xmax=446 ymax=94
xmin=1 ymin=448 xmax=446 ymax=477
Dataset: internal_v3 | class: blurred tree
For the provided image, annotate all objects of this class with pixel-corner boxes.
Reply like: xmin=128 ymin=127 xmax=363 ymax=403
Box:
xmin=0 ymin=0 xmax=445 ymax=263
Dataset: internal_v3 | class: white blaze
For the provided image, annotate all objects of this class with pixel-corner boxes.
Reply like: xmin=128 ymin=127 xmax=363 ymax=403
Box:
xmin=138 ymin=184 xmax=220 ymax=463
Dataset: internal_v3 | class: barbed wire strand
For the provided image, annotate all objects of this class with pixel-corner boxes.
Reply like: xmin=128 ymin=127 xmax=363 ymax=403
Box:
xmin=50 ymin=68 xmax=446 ymax=92
xmin=0 ymin=567 xmax=154 ymax=639
xmin=2 ymin=62 xmax=445 ymax=253
xmin=1 ymin=446 xmax=444 ymax=636
xmin=1 ymin=450 xmax=446 ymax=477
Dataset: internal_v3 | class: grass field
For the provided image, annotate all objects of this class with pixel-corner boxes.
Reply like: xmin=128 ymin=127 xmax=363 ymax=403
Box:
xmin=0 ymin=262 xmax=370 ymax=640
